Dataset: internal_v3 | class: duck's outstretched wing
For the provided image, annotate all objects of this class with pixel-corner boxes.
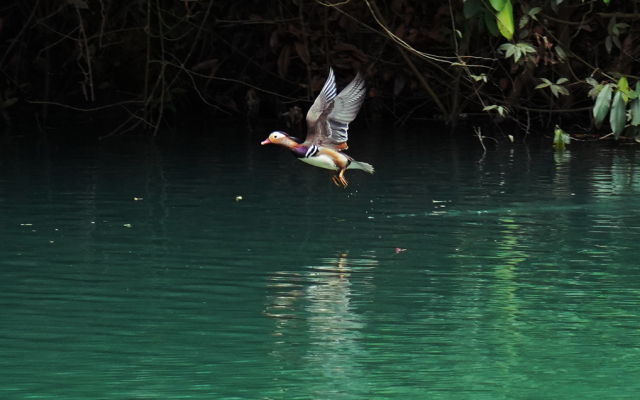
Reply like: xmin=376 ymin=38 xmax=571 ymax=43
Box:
xmin=304 ymin=69 xmax=366 ymax=149
xmin=326 ymin=72 xmax=366 ymax=146
xmin=305 ymin=69 xmax=337 ymax=130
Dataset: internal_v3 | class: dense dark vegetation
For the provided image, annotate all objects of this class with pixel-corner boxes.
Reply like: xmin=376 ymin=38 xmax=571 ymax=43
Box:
xmin=1 ymin=0 xmax=639 ymax=140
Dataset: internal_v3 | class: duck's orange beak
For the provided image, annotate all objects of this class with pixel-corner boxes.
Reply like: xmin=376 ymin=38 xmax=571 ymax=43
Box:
xmin=261 ymin=138 xmax=271 ymax=145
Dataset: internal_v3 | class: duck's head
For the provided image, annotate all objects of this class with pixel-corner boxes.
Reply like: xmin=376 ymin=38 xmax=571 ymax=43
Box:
xmin=261 ymin=131 xmax=289 ymax=145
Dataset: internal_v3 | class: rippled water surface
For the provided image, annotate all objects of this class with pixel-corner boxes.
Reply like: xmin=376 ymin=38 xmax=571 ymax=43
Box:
xmin=1 ymin=131 xmax=640 ymax=399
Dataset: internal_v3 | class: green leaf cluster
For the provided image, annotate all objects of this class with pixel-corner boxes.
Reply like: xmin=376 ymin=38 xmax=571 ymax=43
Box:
xmin=605 ymin=17 xmax=630 ymax=54
xmin=590 ymin=78 xmax=640 ymax=139
xmin=464 ymin=0 xmax=514 ymax=40
xmin=483 ymin=104 xmax=508 ymax=117
xmin=498 ymin=42 xmax=536 ymax=64
xmin=535 ymin=78 xmax=569 ymax=98
xmin=493 ymin=0 xmax=514 ymax=41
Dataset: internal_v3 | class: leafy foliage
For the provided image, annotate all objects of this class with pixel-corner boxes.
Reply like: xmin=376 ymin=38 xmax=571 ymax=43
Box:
xmin=592 ymin=83 xmax=613 ymax=129
xmin=589 ymin=77 xmax=640 ymax=139
xmin=610 ymin=90 xmax=626 ymax=139
xmin=553 ymin=125 xmax=570 ymax=150
xmin=605 ymin=17 xmax=630 ymax=54
xmin=498 ymin=42 xmax=537 ymax=64
xmin=495 ymin=0 xmax=515 ymax=40
xmin=535 ymin=78 xmax=569 ymax=98
xmin=0 ymin=0 xmax=638 ymax=139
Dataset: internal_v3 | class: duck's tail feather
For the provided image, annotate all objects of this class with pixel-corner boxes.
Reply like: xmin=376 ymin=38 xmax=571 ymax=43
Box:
xmin=348 ymin=160 xmax=374 ymax=174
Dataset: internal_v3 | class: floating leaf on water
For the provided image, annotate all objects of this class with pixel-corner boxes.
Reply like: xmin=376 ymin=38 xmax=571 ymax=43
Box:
xmin=553 ymin=125 xmax=570 ymax=150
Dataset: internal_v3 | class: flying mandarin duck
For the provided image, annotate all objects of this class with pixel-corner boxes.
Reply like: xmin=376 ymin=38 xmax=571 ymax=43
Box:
xmin=261 ymin=68 xmax=373 ymax=187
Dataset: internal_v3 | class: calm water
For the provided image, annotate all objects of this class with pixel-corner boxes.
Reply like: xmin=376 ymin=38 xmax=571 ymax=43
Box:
xmin=1 ymin=129 xmax=640 ymax=399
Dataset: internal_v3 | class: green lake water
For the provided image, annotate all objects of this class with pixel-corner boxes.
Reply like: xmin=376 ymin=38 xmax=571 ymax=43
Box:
xmin=1 ymin=130 xmax=640 ymax=399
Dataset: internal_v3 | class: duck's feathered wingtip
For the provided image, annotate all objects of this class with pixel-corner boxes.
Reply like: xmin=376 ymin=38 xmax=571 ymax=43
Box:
xmin=306 ymin=69 xmax=337 ymax=127
xmin=325 ymin=70 xmax=367 ymax=144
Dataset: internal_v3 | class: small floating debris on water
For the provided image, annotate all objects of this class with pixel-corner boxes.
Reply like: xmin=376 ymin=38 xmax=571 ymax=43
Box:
xmin=235 ymin=196 xmax=243 ymax=201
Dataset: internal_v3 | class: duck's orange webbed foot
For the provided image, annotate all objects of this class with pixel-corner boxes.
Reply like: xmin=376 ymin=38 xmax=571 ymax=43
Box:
xmin=331 ymin=170 xmax=348 ymax=188
xmin=332 ymin=175 xmax=340 ymax=186
xmin=337 ymin=169 xmax=348 ymax=188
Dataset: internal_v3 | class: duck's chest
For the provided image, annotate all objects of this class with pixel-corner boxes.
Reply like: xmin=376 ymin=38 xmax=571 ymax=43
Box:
xmin=290 ymin=145 xmax=344 ymax=171
xmin=299 ymin=154 xmax=339 ymax=170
